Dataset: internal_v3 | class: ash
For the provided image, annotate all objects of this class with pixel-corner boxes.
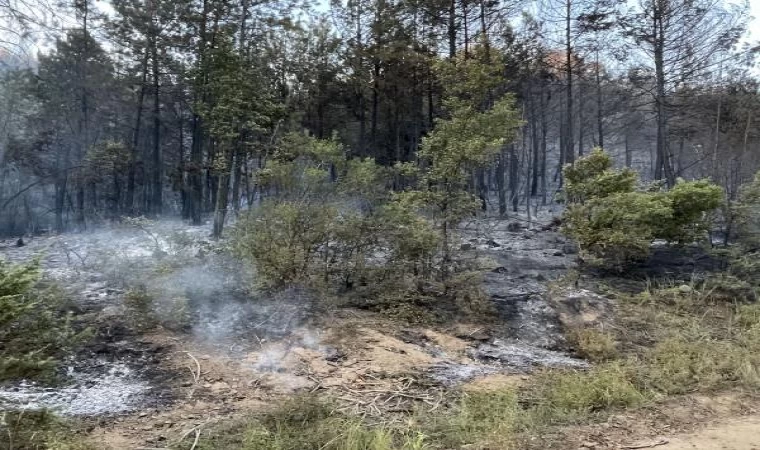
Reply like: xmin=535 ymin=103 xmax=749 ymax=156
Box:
xmin=0 ymin=363 xmax=149 ymax=416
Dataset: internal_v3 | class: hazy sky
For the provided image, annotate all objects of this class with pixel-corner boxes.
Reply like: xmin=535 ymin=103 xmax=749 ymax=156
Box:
xmin=749 ymin=0 xmax=760 ymax=41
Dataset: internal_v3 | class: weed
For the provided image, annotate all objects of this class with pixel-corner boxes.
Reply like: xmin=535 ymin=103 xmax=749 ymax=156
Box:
xmin=425 ymin=389 xmax=519 ymax=449
xmin=529 ymin=363 xmax=648 ymax=422
xmin=195 ymin=396 xmax=429 ymax=450
xmin=567 ymin=328 xmax=618 ymax=362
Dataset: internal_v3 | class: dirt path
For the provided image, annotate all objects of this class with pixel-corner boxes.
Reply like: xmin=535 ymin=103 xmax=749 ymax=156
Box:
xmin=659 ymin=416 xmax=760 ymax=450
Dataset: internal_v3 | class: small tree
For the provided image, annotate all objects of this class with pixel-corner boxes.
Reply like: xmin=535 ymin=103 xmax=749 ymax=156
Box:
xmin=0 ymin=258 xmax=88 ymax=381
xmin=562 ymin=149 xmax=722 ymax=268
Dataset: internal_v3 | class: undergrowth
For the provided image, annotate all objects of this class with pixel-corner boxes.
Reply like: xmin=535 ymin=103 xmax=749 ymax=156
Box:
xmin=0 ymin=410 xmax=94 ymax=450
xmin=0 ymin=258 xmax=89 ymax=382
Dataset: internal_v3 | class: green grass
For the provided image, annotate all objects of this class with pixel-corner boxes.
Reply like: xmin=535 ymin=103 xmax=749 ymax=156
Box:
xmin=193 ymin=396 xmax=429 ymax=450
xmin=0 ymin=410 xmax=95 ymax=450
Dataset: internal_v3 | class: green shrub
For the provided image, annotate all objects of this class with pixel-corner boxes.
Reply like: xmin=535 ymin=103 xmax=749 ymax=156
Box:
xmin=562 ymin=150 xmax=722 ymax=268
xmin=0 ymin=258 xmax=88 ymax=382
xmin=124 ymin=287 xmax=191 ymax=332
xmin=655 ymin=179 xmax=723 ymax=244
xmin=564 ymin=148 xmax=638 ymax=203
xmin=564 ymin=191 xmax=672 ymax=268
xmin=232 ymin=201 xmax=337 ymax=286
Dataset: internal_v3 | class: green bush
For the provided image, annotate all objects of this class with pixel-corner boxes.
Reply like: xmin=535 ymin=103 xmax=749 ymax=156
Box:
xmin=655 ymin=179 xmax=722 ymax=243
xmin=562 ymin=149 xmax=722 ymax=268
xmin=564 ymin=148 xmax=638 ymax=203
xmin=564 ymin=191 xmax=672 ymax=267
xmin=0 ymin=258 xmax=88 ymax=382
xmin=232 ymin=200 xmax=337 ymax=287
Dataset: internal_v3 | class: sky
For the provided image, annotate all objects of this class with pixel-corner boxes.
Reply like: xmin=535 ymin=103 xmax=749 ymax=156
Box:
xmin=749 ymin=0 xmax=760 ymax=41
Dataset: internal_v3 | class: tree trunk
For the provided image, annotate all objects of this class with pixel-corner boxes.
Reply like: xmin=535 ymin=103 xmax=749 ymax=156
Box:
xmin=150 ymin=38 xmax=162 ymax=216
xmin=189 ymin=0 xmax=209 ymax=225
xmin=496 ymin=150 xmax=506 ymax=216
xmin=595 ymin=48 xmax=604 ymax=150
xmin=212 ymin=148 xmax=234 ymax=238
xmin=126 ymin=48 xmax=149 ymax=215
xmin=448 ymin=0 xmax=456 ymax=59
xmin=564 ymin=0 xmax=574 ymax=165
xmin=231 ymin=150 xmax=242 ymax=214
xmin=654 ymin=6 xmax=674 ymax=185
xmin=509 ymin=143 xmax=519 ymax=213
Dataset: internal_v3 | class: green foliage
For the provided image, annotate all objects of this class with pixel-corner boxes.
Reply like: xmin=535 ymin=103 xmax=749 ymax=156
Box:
xmin=123 ymin=287 xmax=190 ymax=332
xmin=564 ymin=148 xmax=638 ymax=203
xmin=635 ymin=336 xmax=760 ymax=394
xmin=233 ymin=200 xmax=337 ymax=286
xmin=0 ymin=258 xmax=88 ymax=382
xmin=655 ymin=179 xmax=723 ymax=243
xmin=562 ymin=149 xmax=723 ymax=268
xmin=564 ymin=191 xmax=673 ymax=267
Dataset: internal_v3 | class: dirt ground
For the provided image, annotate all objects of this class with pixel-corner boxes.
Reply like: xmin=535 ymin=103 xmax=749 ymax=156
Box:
xmin=545 ymin=392 xmax=760 ymax=450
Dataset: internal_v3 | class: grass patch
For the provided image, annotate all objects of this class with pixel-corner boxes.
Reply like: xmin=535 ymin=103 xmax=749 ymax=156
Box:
xmin=194 ymin=396 xmax=429 ymax=450
xmin=424 ymin=390 xmax=519 ymax=449
xmin=566 ymin=328 xmax=618 ymax=362
xmin=528 ymin=363 xmax=648 ymax=424
xmin=0 ymin=410 xmax=95 ymax=450
xmin=633 ymin=336 xmax=760 ymax=394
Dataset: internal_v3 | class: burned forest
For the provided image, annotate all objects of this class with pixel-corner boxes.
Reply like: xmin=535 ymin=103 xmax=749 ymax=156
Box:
xmin=2 ymin=0 xmax=760 ymax=448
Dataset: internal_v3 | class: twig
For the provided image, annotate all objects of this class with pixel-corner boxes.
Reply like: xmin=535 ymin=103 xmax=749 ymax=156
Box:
xmin=190 ymin=428 xmax=201 ymax=450
xmin=621 ymin=438 xmax=669 ymax=449
xmin=183 ymin=351 xmax=201 ymax=383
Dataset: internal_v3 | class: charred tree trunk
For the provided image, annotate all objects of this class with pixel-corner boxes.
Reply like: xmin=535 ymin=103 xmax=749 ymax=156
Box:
xmin=126 ymin=49 xmax=149 ymax=215
xmin=150 ymin=39 xmax=162 ymax=216
xmin=212 ymin=147 xmax=234 ymax=238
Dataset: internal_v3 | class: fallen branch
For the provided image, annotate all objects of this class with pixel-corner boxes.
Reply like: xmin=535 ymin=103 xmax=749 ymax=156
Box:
xmin=621 ymin=438 xmax=669 ymax=449
xmin=183 ymin=351 xmax=201 ymax=383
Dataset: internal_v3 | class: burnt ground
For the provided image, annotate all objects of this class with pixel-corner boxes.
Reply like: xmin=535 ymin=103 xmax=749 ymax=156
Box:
xmin=1 ymin=217 xmax=750 ymax=449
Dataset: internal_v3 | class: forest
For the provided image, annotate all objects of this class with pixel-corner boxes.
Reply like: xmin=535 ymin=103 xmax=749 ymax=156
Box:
xmin=0 ymin=0 xmax=756 ymax=236
xmin=2 ymin=0 xmax=760 ymax=449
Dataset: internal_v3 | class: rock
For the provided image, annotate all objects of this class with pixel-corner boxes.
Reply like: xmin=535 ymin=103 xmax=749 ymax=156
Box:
xmin=551 ymin=250 xmax=564 ymax=257
xmin=460 ymin=243 xmax=474 ymax=251
xmin=678 ymin=284 xmax=693 ymax=293
xmin=486 ymin=239 xmax=501 ymax=248
xmin=580 ymin=441 xmax=599 ymax=449
xmin=15 ymin=238 xmax=24 ymax=247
